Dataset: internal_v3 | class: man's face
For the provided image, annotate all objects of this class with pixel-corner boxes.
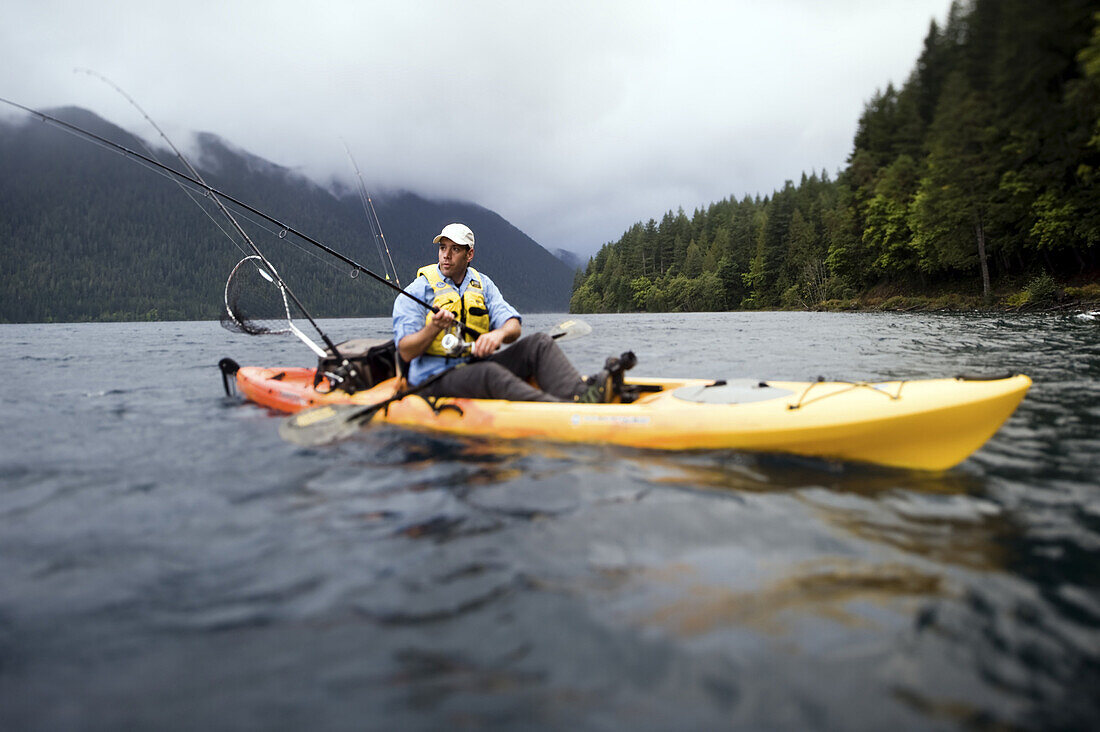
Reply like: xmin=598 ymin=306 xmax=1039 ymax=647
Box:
xmin=438 ymin=238 xmax=473 ymax=280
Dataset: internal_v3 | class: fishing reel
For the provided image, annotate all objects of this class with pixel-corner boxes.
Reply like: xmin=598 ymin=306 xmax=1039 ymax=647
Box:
xmin=319 ymin=359 xmax=369 ymax=394
xmin=440 ymin=332 xmax=473 ymax=357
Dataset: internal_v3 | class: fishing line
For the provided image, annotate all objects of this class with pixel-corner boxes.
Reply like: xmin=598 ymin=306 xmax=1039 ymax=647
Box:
xmin=344 ymin=141 xmax=391 ymax=281
xmin=12 ymin=88 xmax=358 ymax=368
xmin=222 ymin=205 xmax=355 ymax=277
xmin=0 ymin=96 xmax=461 ymax=329
xmin=75 ymin=69 xmax=254 ymax=261
xmin=2 ymin=92 xmax=494 ymax=395
xmin=371 ymin=191 xmax=399 ymax=285
xmin=78 ymin=71 xmax=290 ymax=275
xmin=342 ymin=140 xmax=400 ymax=286
xmin=24 ymin=101 xmax=253 ymax=263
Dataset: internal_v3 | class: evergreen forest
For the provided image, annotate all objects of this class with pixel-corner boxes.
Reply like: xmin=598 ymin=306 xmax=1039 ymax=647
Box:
xmin=570 ymin=0 xmax=1100 ymax=313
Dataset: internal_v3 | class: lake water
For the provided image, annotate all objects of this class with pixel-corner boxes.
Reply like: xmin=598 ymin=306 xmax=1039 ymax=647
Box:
xmin=1 ymin=311 xmax=1098 ymax=730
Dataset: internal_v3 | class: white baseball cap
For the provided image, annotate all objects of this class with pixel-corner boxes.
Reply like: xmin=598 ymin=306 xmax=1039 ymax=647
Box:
xmin=433 ymin=223 xmax=475 ymax=248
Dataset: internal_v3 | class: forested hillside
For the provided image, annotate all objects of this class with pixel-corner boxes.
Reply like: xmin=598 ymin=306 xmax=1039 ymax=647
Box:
xmin=571 ymin=0 xmax=1100 ymax=313
xmin=0 ymin=109 xmax=574 ymax=322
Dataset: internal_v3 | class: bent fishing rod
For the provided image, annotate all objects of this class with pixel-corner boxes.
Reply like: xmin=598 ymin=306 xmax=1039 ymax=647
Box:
xmin=0 ymin=96 xmax=482 ymax=340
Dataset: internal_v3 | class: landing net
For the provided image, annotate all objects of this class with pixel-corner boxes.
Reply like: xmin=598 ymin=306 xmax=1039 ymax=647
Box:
xmin=220 ymin=255 xmax=294 ymax=336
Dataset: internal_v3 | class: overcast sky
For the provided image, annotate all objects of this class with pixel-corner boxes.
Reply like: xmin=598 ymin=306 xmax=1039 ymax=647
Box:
xmin=1 ymin=0 xmax=947 ymax=258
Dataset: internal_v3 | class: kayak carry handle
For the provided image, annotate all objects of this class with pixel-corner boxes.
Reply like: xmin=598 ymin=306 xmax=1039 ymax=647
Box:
xmin=955 ymin=372 xmax=1016 ymax=381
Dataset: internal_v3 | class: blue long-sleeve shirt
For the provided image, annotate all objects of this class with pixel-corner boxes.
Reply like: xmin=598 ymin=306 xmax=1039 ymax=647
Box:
xmin=392 ymin=265 xmax=521 ymax=385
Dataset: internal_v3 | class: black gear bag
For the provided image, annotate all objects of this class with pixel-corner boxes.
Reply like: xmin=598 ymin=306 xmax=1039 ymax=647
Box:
xmin=314 ymin=338 xmax=401 ymax=393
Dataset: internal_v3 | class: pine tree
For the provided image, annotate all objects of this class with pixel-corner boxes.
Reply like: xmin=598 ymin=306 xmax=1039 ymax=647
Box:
xmin=910 ymin=70 xmax=998 ymax=300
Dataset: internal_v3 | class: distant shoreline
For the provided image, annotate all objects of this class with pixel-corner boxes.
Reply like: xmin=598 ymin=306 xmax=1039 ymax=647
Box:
xmin=569 ymin=278 xmax=1100 ymax=317
xmin=7 ymin=300 xmax=1100 ymax=325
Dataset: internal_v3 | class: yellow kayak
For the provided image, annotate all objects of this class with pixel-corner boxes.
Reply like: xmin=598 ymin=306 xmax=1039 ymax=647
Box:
xmin=232 ymin=365 xmax=1031 ymax=470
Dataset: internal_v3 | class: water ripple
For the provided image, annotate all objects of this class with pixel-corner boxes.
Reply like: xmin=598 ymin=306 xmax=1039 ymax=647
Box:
xmin=2 ymin=314 xmax=1099 ymax=730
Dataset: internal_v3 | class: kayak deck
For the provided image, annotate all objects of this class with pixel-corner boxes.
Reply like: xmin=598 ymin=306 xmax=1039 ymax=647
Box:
xmin=234 ymin=366 xmax=1031 ymax=470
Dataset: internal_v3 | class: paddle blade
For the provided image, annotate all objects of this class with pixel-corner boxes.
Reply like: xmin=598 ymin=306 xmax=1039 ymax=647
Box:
xmin=278 ymin=403 xmax=378 ymax=446
xmin=547 ymin=319 xmax=592 ymax=342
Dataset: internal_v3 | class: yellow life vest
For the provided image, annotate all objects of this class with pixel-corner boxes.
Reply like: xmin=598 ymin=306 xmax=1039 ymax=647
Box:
xmin=417 ymin=264 xmax=491 ymax=357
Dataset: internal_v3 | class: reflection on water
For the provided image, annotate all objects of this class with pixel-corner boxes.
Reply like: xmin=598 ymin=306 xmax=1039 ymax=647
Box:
xmin=801 ymin=488 xmax=1014 ymax=572
xmin=642 ymin=559 xmax=947 ymax=635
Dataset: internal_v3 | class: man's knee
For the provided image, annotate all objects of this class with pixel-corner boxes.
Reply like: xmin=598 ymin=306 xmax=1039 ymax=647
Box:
xmin=474 ymin=361 xmax=512 ymax=388
xmin=522 ymin=331 xmax=555 ymax=355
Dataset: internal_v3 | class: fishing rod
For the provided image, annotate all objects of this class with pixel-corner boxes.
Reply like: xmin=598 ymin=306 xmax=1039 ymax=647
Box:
xmin=343 ymin=140 xmax=400 ymax=287
xmin=0 ymin=96 xmax=483 ymax=341
xmin=74 ymin=70 xmax=341 ymax=361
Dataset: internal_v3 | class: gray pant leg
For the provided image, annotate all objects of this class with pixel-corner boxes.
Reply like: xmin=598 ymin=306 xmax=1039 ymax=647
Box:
xmin=418 ymin=333 xmax=587 ymax=402
xmin=487 ymin=332 xmax=586 ymax=400
xmin=421 ymin=361 xmax=563 ymax=402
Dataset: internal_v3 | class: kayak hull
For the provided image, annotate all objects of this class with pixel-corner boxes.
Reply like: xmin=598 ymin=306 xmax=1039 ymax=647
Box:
xmin=234 ymin=367 xmax=1031 ymax=470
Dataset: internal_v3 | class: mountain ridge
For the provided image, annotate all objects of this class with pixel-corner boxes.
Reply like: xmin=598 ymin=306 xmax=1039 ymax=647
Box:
xmin=0 ymin=106 xmax=574 ymax=322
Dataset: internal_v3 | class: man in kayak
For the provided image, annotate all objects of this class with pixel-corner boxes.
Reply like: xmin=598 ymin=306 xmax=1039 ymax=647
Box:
xmin=392 ymin=222 xmax=614 ymax=402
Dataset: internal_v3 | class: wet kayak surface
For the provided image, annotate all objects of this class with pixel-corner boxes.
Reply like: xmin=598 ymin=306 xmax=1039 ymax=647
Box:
xmin=1 ymin=311 xmax=1098 ymax=730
